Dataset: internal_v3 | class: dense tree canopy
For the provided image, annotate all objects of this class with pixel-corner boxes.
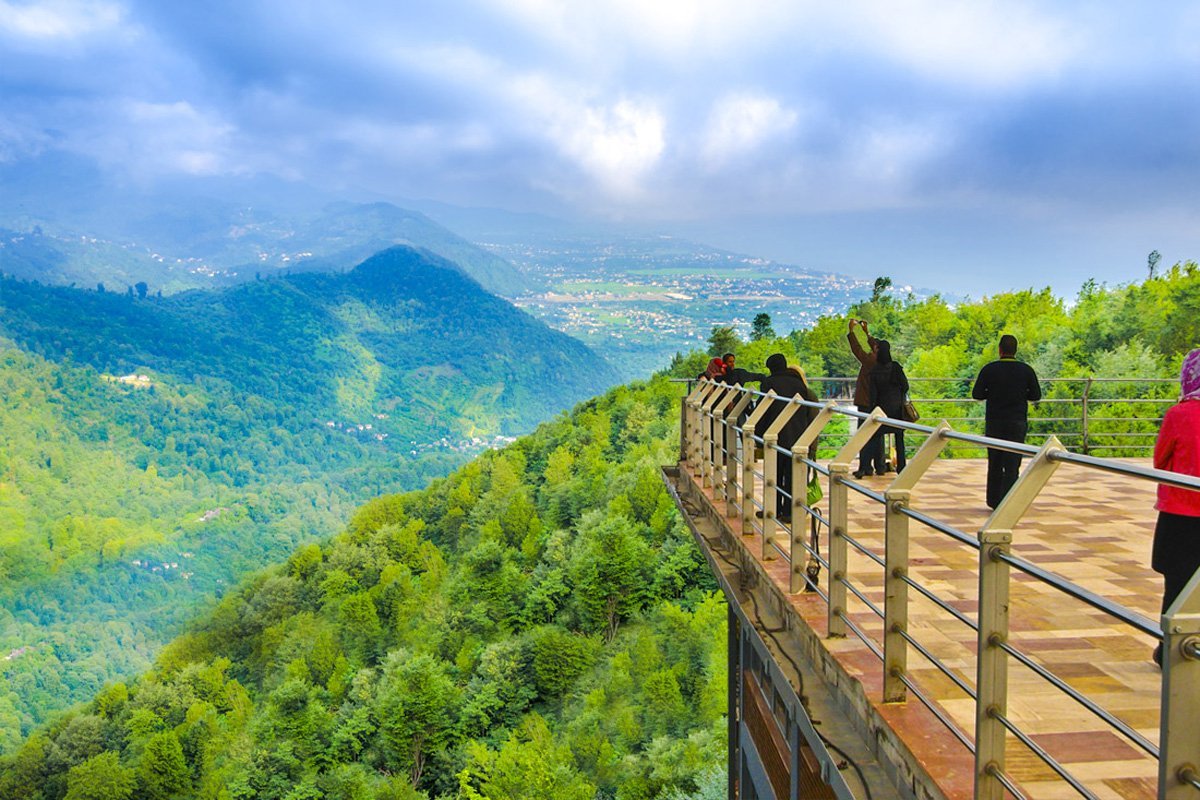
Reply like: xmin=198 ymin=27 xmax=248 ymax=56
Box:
xmin=0 ymin=373 xmax=724 ymax=799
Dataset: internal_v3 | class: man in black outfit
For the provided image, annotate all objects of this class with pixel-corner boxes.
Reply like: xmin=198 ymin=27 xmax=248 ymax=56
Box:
xmin=757 ymin=353 xmax=818 ymax=522
xmin=971 ymin=334 xmax=1042 ymax=509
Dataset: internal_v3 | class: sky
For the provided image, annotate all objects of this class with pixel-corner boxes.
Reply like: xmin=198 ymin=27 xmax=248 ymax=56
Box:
xmin=2 ymin=0 xmax=1199 ymax=295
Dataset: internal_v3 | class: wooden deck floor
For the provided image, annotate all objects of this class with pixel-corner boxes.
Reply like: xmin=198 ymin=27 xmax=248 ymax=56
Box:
xmin=685 ymin=457 xmax=1165 ymax=800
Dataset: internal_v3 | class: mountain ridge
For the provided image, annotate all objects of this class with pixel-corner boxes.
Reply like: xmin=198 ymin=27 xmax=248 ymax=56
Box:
xmin=0 ymin=157 xmax=530 ymax=296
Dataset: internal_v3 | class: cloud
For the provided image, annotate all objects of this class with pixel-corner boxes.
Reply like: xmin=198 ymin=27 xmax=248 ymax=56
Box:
xmin=831 ymin=0 xmax=1078 ymax=89
xmin=701 ymin=94 xmax=799 ymax=168
xmin=0 ymin=0 xmax=127 ymax=41
xmin=71 ymin=100 xmax=235 ymax=176
xmin=2 ymin=1 xmax=1199 ymax=292
xmin=560 ymin=99 xmax=665 ymax=197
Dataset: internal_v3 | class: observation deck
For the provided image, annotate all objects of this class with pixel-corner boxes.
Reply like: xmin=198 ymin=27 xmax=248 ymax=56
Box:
xmin=663 ymin=379 xmax=1200 ymax=800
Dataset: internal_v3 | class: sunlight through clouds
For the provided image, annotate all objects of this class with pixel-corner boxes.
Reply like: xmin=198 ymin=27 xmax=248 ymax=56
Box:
xmin=563 ymin=99 xmax=665 ymax=198
xmin=701 ymin=94 xmax=799 ymax=168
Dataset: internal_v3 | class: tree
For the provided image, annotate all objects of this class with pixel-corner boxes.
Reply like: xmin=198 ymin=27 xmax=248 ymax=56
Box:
xmin=66 ymin=752 xmax=135 ymax=800
xmin=871 ymin=276 xmax=893 ymax=303
xmin=458 ymin=714 xmax=595 ymax=800
xmin=135 ymin=282 xmax=149 ymax=299
xmin=750 ymin=313 xmax=775 ymax=341
xmin=377 ymin=653 xmax=461 ymax=787
xmin=137 ymin=731 xmax=190 ymax=799
xmin=706 ymin=326 xmax=741 ymax=357
xmin=1148 ymin=250 xmax=1161 ymax=280
xmin=571 ymin=513 xmax=652 ymax=640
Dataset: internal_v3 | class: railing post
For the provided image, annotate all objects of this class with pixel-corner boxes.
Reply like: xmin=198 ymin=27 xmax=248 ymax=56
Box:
xmin=1159 ymin=568 xmax=1200 ymax=799
xmin=826 ymin=407 xmax=888 ymax=638
xmin=974 ymin=436 xmax=1066 ymax=800
xmin=790 ymin=448 xmax=807 ymax=593
xmin=742 ymin=425 xmax=757 ymax=537
xmin=741 ymin=394 xmax=776 ymax=538
xmin=686 ymin=382 xmax=710 ymax=475
xmin=1082 ymin=377 xmax=1093 ymax=455
xmin=759 ymin=398 xmax=803 ymax=562
xmin=762 ymin=433 xmax=778 ymax=560
xmin=975 ymin=525 xmax=1011 ymax=800
xmin=884 ymin=489 xmax=911 ymax=703
xmin=789 ymin=402 xmax=839 ymax=594
xmin=680 ymin=382 xmax=693 ymax=463
xmin=882 ymin=421 xmax=955 ymax=701
xmin=725 ymin=389 xmax=755 ymax=518
xmin=827 ymin=462 xmax=849 ymax=638
xmin=700 ymin=385 xmax=730 ymax=488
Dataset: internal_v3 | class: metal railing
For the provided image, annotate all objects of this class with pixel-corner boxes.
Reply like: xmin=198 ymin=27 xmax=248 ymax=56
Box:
xmin=680 ymin=375 xmax=1178 ymax=456
xmin=680 ymin=379 xmax=1200 ymax=800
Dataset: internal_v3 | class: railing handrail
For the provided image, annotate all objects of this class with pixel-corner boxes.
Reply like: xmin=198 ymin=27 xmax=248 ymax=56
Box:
xmin=678 ymin=378 xmax=1200 ymax=799
xmin=671 ymin=374 xmax=1178 ymax=456
xmin=704 ymin=381 xmax=1200 ymax=493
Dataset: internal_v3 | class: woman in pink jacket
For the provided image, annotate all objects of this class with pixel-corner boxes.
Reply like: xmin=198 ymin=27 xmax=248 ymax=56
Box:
xmin=1151 ymin=347 xmax=1200 ymax=666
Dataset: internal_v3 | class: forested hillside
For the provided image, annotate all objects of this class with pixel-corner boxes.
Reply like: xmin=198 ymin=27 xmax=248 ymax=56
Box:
xmin=0 ymin=375 xmax=725 ymax=800
xmin=0 ymin=246 xmax=615 ymax=748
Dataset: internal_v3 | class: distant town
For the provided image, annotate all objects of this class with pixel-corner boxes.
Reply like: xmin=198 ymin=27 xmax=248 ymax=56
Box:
xmin=481 ymin=234 xmax=887 ymax=376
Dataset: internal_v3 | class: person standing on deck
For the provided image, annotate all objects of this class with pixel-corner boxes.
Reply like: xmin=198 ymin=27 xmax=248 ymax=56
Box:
xmin=868 ymin=339 xmax=910 ymax=473
xmin=756 ymin=354 xmax=819 ymax=523
xmin=971 ymin=334 xmax=1042 ymax=509
xmin=1150 ymin=347 xmax=1200 ymax=666
xmin=847 ymin=319 xmax=881 ymax=478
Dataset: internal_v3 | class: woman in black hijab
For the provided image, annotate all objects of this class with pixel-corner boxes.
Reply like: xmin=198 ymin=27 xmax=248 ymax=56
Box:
xmin=866 ymin=340 xmax=910 ymax=474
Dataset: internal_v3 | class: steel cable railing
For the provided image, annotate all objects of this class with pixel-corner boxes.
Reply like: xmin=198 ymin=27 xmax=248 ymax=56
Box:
xmin=679 ymin=377 xmax=1200 ymax=800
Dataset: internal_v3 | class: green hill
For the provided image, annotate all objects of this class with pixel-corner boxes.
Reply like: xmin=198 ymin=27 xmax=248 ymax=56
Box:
xmin=0 ymin=373 xmax=726 ymax=800
xmin=0 ymin=246 xmax=615 ymax=748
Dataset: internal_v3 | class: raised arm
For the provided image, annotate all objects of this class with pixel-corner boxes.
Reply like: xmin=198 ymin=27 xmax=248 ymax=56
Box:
xmin=847 ymin=320 xmax=870 ymax=364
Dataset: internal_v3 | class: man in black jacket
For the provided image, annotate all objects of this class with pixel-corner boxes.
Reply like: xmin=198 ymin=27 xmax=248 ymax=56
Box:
xmin=972 ymin=334 xmax=1042 ymax=509
xmin=757 ymin=353 xmax=819 ymax=522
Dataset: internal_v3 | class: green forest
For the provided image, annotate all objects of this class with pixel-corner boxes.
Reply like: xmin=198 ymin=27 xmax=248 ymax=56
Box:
xmin=0 ymin=374 xmax=725 ymax=800
xmin=1 ymin=261 xmax=1197 ymax=799
xmin=0 ymin=246 xmax=614 ymax=748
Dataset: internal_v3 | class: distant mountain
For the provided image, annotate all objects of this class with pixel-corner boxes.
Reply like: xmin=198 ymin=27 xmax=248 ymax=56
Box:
xmin=1 ymin=245 xmax=608 ymax=438
xmin=0 ymin=156 xmax=529 ymax=296
xmin=0 ymin=245 xmax=615 ymax=745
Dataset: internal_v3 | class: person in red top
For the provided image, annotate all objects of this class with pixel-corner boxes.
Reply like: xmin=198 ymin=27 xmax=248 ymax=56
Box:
xmin=1151 ymin=347 xmax=1200 ymax=665
xmin=701 ymin=357 xmax=726 ymax=381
